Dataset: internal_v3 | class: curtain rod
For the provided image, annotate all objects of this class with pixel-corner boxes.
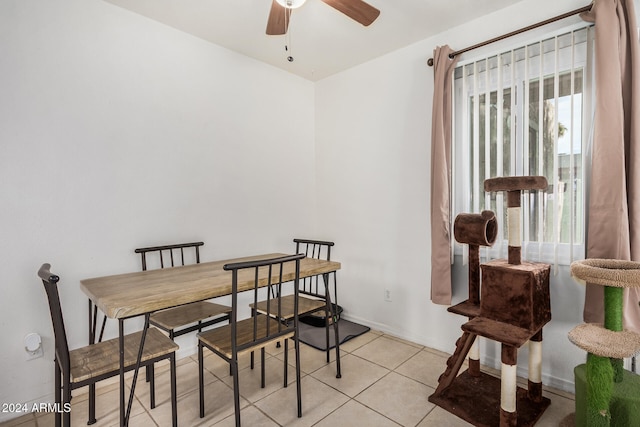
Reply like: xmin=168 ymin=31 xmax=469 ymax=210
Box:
xmin=427 ymin=4 xmax=592 ymax=66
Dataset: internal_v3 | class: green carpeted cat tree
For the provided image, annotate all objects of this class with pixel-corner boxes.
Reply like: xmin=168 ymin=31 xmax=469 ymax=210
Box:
xmin=569 ymin=259 xmax=640 ymax=426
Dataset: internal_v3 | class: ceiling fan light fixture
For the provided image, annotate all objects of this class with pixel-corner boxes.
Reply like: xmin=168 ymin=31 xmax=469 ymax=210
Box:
xmin=276 ymin=0 xmax=307 ymax=9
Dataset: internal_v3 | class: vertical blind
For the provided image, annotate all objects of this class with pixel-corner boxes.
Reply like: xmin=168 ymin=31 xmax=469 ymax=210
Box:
xmin=452 ymin=26 xmax=594 ymax=268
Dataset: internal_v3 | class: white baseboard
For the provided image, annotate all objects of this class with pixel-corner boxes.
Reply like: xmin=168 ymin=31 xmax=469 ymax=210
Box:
xmin=177 ymin=344 xmax=198 ymax=360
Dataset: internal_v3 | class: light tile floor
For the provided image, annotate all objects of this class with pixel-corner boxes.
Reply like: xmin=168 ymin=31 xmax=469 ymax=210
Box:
xmin=1 ymin=329 xmax=575 ymax=426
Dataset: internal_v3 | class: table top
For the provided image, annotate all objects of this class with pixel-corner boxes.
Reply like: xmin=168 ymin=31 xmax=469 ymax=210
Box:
xmin=80 ymin=253 xmax=341 ymax=319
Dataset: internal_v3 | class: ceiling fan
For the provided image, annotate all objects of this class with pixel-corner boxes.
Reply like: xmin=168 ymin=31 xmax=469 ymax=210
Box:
xmin=266 ymin=0 xmax=380 ymax=35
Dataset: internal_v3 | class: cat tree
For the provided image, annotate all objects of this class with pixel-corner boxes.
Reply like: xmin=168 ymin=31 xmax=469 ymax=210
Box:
xmin=429 ymin=176 xmax=551 ymax=427
xmin=568 ymin=259 xmax=640 ymax=426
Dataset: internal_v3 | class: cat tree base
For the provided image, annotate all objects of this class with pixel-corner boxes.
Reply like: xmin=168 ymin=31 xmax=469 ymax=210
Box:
xmin=428 ymin=370 xmax=551 ymax=427
xmin=574 ymin=363 xmax=640 ymax=427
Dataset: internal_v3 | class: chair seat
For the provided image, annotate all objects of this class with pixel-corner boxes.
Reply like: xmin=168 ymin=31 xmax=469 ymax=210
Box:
xmin=69 ymin=328 xmax=178 ymax=383
xmin=198 ymin=314 xmax=294 ymax=359
xmin=150 ymin=301 xmax=231 ymax=330
xmin=250 ymin=294 xmax=326 ymax=321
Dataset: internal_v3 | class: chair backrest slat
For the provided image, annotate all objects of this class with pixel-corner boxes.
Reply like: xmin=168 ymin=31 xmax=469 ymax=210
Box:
xmin=135 ymin=242 xmax=204 ymax=271
xmin=38 ymin=264 xmax=71 ymax=374
xmin=294 ymin=238 xmax=334 ymax=297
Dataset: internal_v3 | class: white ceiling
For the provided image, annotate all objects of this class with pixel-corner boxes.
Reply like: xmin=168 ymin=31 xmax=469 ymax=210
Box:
xmin=104 ymin=0 xmax=523 ymax=81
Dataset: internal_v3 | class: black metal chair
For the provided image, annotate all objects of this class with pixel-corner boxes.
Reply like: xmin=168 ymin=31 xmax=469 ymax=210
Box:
xmin=38 ymin=263 xmax=178 ymax=427
xmin=136 ymin=242 xmax=232 ymax=340
xmin=197 ymin=253 xmax=305 ymax=427
xmin=250 ymin=238 xmax=341 ymax=378
xmin=93 ymin=242 xmax=231 ymax=344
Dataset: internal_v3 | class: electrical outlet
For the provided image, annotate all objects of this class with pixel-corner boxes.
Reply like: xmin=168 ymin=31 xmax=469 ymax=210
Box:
xmin=24 ymin=333 xmax=43 ymax=361
xmin=384 ymin=288 xmax=392 ymax=302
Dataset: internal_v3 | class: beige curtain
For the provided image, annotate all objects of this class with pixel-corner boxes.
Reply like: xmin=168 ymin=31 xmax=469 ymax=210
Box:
xmin=582 ymin=0 xmax=640 ymax=331
xmin=430 ymin=46 xmax=459 ymax=304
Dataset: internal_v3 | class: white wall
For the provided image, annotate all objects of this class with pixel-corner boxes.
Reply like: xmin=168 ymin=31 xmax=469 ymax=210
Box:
xmin=314 ymin=0 xmax=632 ymax=393
xmin=0 ymin=0 xmax=315 ymax=419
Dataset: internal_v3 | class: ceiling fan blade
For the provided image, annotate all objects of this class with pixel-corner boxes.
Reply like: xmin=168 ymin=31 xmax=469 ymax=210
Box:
xmin=321 ymin=0 xmax=380 ymax=26
xmin=266 ymin=0 xmax=291 ymax=35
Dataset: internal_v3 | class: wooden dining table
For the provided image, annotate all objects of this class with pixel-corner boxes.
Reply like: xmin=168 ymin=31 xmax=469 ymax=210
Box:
xmin=80 ymin=253 xmax=341 ymax=426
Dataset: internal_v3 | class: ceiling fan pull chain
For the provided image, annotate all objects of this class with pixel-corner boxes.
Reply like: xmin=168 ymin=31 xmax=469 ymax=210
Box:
xmin=285 ymin=10 xmax=294 ymax=62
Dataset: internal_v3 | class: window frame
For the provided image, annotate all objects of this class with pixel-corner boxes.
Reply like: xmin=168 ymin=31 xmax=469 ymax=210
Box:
xmin=451 ymin=24 xmax=595 ymax=267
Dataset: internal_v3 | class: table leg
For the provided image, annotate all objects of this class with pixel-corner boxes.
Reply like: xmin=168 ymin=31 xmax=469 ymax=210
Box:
xmin=119 ymin=319 xmax=125 ymax=427
xmin=88 ymin=300 xmax=97 ymax=424
xmin=119 ymin=314 xmax=151 ymax=426
xmin=88 ymin=300 xmax=95 ymax=345
xmin=323 ymin=272 xmax=341 ymax=378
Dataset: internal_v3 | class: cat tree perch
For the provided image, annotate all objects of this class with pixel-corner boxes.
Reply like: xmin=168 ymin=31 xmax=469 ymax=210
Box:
xmin=568 ymin=259 xmax=640 ymax=426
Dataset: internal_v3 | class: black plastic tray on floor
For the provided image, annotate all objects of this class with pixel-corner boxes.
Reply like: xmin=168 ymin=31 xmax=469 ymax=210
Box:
xmin=299 ymin=304 xmax=343 ymax=327
xmin=298 ymin=318 xmax=370 ymax=351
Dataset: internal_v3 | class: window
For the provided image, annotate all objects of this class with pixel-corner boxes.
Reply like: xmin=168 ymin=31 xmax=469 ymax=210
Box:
xmin=452 ymin=27 xmax=594 ymax=266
